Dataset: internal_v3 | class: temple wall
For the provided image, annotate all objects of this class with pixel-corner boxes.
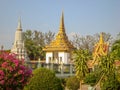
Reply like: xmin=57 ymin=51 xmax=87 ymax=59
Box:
xmin=46 ymin=52 xmax=53 ymax=63
xmin=59 ymin=52 xmax=64 ymax=63
xmin=59 ymin=52 xmax=70 ymax=64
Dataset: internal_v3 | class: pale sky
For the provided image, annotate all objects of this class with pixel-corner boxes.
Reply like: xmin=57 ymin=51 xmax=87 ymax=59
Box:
xmin=0 ymin=0 xmax=120 ymax=49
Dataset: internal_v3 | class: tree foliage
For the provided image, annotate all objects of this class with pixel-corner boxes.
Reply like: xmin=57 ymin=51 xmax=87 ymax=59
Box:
xmin=73 ymin=49 xmax=91 ymax=80
xmin=88 ymin=53 xmax=120 ymax=90
xmin=84 ymin=71 xmax=100 ymax=86
xmin=66 ymin=76 xmax=80 ymax=90
xmin=23 ymin=30 xmax=55 ymax=60
xmin=24 ymin=68 xmax=63 ymax=90
xmin=72 ymin=49 xmax=91 ymax=90
xmin=101 ymin=74 xmax=120 ymax=90
xmin=111 ymin=33 xmax=120 ymax=60
xmin=99 ymin=54 xmax=120 ymax=90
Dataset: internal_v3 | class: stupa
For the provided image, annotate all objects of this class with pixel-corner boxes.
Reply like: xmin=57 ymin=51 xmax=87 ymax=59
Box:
xmin=11 ymin=18 xmax=28 ymax=61
xmin=43 ymin=12 xmax=74 ymax=64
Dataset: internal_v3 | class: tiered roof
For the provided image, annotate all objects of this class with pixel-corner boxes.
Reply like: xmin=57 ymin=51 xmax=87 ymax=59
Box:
xmin=92 ymin=32 xmax=109 ymax=65
xmin=43 ymin=12 xmax=74 ymax=52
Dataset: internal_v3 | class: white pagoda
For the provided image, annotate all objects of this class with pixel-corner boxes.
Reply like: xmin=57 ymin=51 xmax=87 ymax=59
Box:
xmin=11 ymin=18 xmax=28 ymax=61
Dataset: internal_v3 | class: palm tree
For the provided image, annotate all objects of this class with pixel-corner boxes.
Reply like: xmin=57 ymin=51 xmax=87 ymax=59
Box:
xmin=72 ymin=49 xmax=91 ymax=90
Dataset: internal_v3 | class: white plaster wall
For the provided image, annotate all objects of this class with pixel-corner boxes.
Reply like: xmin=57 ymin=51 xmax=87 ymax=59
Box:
xmin=59 ymin=52 xmax=64 ymax=63
xmin=66 ymin=53 xmax=70 ymax=63
xmin=46 ymin=52 xmax=52 ymax=63
xmin=64 ymin=52 xmax=68 ymax=64
xmin=59 ymin=52 xmax=70 ymax=64
xmin=64 ymin=52 xmax=70 ymax=64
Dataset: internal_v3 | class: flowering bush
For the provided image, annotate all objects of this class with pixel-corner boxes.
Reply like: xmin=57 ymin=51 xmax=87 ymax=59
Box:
xmin=0 ymin=52 xmax=32 ymax=90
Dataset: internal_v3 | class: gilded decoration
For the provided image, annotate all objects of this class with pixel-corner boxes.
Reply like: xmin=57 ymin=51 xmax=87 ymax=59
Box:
xmin=43 ymin=12 xmax=74 ymax=52
xmin=91 ymin=32 xmax=109 ymax=65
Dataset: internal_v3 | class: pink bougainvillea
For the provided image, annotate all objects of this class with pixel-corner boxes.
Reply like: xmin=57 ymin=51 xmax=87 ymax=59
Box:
xmin=0 ymin=52 xmax=32 ymax=90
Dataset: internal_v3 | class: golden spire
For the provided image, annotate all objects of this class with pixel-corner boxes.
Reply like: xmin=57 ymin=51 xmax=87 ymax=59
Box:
xmin=99 ymin=32 xmax=104 ymax=44
xmin=59 ymin=11 xmax=65 ymax=32
xmin=17 ymin=17 xmax=22 ymax=31
xmin=43 ymin=12 xmax=74 ymax=52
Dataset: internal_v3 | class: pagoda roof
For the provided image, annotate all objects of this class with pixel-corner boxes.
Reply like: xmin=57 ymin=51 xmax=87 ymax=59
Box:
xmin=93 ymin=32 xmax=109 ymax=55
xmin=91 ymin=32 xmax=109 ymax=65
xmin=43 ymin=12 xmax=74 ymax=52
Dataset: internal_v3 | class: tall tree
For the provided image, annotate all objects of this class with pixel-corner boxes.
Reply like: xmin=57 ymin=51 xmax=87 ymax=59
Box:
xmin=23 ymin=30 xmax=35 ymax=60
xmin=23 ymin=30 xmax=55 ymax=60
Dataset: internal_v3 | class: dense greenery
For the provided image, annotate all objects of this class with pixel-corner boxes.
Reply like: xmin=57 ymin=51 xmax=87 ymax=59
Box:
xmin=82 ymin=32 xmax=120 ymax=90
xmin=101 ymin=73 xmax=120 ymax=90
xmin=22 ymin=31 xmax=120 ymax=89
xmin=99 ymin=34 xmax=120 ymax=89
xmin=111 ymin=33 xmax=120 ymax=60
xmin=23 ymin=30 xmax=55 ymax=60
xmin=84 ymin=71 xmax=100 ymax=86
xmin=84 ymin=53 xmax=120 ymax=90
xmin=66 ymin=76 xmax=80 ymax=90
xmin=24 ymin=68 xmax=63 ymax=90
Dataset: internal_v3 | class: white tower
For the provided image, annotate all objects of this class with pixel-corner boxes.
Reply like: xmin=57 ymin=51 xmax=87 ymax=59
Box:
xmin=11 ymin=18 xmax=28 ymax=61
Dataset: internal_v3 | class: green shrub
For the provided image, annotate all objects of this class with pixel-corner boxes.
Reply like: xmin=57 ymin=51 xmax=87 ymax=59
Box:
xmin=84 ymin=72 xmax=99 ymax=86
xmin=24 ymin=68 xmax=63 ymax=90
xmin=61 ymin=78 xmax=66 ymax=89
xmin=101 ymin=75 xmax=120 ymax=90
xmin=66 ymin=76 xmax=80 ymax=90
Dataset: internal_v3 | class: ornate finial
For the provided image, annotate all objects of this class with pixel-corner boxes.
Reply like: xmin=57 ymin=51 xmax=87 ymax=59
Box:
xmin=17 ymin=17 xmax=22 ymax=30
xmin=99 ymin=32 xmax=104 ymax=44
